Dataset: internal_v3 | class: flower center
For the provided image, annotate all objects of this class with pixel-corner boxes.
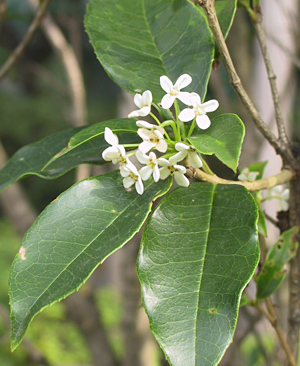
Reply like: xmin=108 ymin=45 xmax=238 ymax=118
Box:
xmin=169 ymin=87 xmax=179 ymax=96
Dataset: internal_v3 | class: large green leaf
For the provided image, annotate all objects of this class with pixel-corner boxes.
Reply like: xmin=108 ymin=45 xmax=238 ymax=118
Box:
xmin=85 ymin=0 xmax=214 ymax=102
xmin=0 ymin=119 xmax=139 ymax=193
xmin=138 ymin=183 xmax=259 ymax=366
xmin=41 ymin=118 xmax=139 ymax=170
xmin=9 ymin=170 xmax=172 ymax=350
xmin=188 ymin=114 xmax=245 ymax=172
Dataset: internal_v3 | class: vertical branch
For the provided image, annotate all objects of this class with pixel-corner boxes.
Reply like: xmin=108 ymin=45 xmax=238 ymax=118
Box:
xmin=199 ymin=0 xmax=295 ymax=166
xmin=0 ymin=0 xmax=6 ymax=28
xmin=251 ymin=15 xmax=290 ymax=147
xmin=0 ymin=0 xmax=51 ymax=80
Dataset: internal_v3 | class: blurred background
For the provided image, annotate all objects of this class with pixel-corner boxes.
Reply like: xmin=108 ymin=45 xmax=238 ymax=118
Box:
xmin=0 ymin=0 xmax=299 ymax=365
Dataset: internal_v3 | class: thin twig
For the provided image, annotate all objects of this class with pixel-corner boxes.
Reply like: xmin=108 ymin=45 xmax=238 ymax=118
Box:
xmin=0 ymin=0 xmax=6 ymax=28
xmin=255 ymin=301 xmax=297 ymax=366
xmin=0 ymin=0 xmax=52 ymax=80
xmin=251 ymin=16 xmax=290 ymax=147
xmin=199 ymin=0 xmax=296 ymax=168
xmin=185 ymin=163 xmax=295 ymax=192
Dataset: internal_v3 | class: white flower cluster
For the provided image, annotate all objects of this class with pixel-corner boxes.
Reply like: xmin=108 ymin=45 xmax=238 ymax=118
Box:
xmin=102 ymin=74 xmax=219 ymax=194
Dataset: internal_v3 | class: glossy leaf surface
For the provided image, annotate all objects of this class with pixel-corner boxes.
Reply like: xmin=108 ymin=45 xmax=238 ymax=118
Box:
xmin=0 ymin=119 xmax=139 ymax=193
xmin=188 ymin=114 xmax=244 ymax=172
xmin=85 ymin=0 xmax=214 ymax=102
xmin=138 ymin=183 xmax=259 ymax=366
xmin=256 ymin=226 xmax=299 ymax=300
xmin=10 ymin=171 xmax=172 ymax=350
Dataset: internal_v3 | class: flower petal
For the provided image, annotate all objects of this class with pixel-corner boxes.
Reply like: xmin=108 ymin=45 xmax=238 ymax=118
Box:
xmin=137 ymin=128 xmax=153 ymax=140
xmin=104 ymin=127 xmax=118 ymax=146
xmin=196 ymin=114 xmax=211 ymax=130
xmin=170 ymin=151 xmax=187 ymax=164
xmin=139 ymin=141 xmax=155 ymax=153
xmin=189 ymin=151 xmax=202 ymax=169
xmin=158 ymin=158 xmax=171 ymax=167
xmin=133 ymin=93 xmax=143 ymax=108
xmin=174 ymin=165 xmax=186 ymax=173
xmin=174 ymin=171 xmax=189 ymax=187
xmin=136 ymin=121 xmax=155 ymax=129
xmin=128 ymin=109 xmax=141 ymax=118
xmin=175 ymin=142 xmax=189 ymax=151
xmin=161 ymin=94 xmax=176 ymax=109
xmin=282 ymin=188 xmax=290 ymax=200
xmin=140 ymin=166 xmax=152 ymax=181
xmin=136 ymin=150 xmax=150 ymax=164
xmin=156 ymin=139 xmax=168 ymax=153
xmin=160 ymin=75 xmax=173 ymax=93
xmin=159 ymin=167 xmax=171 ymax=180
xmin=138 ymin=106 xmax=151 ymax=117
xmin=123 ymin=177 xmax=134 ymax=189
xmin=153 ymin=164 xmax=160 ymax=182
xmin=177 ymin=91 xmax=192 ymax=106
xmin=201 ymin=99 xmax=219 ymax=113
xmin=135 ymin=178 xmax=144 ymax=195
xmin=174 ymin=74 xmax=192 ymax=90
xmin=102 ymin=146 xmax=120 ymax=161
xmin=142 ymin=90 xmax=152 ymax=106
xmin=190 ymin=92 xmax=201 ymax=108
xmin=178 ymin=108 xmax=195 ymax=122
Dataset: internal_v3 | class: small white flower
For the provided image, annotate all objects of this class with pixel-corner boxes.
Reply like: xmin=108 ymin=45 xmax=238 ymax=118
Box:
xmin=136 ymin=151 xmax=160 ymax=182
xmin=267 ymin=185 xmax=290 ymax=211
xmin=136 ymin=121 xmax=165 ymax=135
xmin=122 ymin=162 xmax=144 ymax=195
xmin=178 ymin=92 xmax=219 ymax=130
xmin=137 ymin=127 xmax=167 ymax=154
xmin=128 ymin=90 xmax=152 ymax=118
xmin=102 ymin=127 xmax=126 ymax=163
xmin=238 ymin=168 xmax=258 ymax=182
xmin=158 ymin=156 xmax=190 ymax=187
xmin=160 ymin=74 xmax=192 ymax=109
xmin=173 ymin=142 xmax=202 ymax=169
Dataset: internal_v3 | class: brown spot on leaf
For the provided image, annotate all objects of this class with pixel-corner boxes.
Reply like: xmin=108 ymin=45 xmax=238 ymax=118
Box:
xmin=209 ymin=308 xmax=217 ymax=314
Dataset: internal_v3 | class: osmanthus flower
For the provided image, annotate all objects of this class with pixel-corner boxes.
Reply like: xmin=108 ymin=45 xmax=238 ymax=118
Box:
xmin=102 ymin=127 xmax=126 ymax=163
xmin=267 ymin=185 xmax=290 ymax=211
xmin=122 ymin=161 xmax=144 ymax=195
xmin=158 ymin=156 xmax=190 ymax=187
xmin=173 ymin=142 xmax=202 ymax=169
xmin=238 ymin=168 xmax=258 ymax=182
xmin=128 ymin=90 xmax=152 ymax=118
xmin=178 ymin=92 xmax=219 ymax=130
xmin=160 ymin=74 xmax=192 ymax=109
xmin=136 ymin=150 xmax=160 ymax=182
xmin=136 ymin=121 xmax=167 ymax=153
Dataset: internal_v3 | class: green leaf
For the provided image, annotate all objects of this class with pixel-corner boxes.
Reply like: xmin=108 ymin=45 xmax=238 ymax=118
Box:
xmin=138 ymin=183 xmax=259 ymax=366
xmin=42 ymin=118 xmax=139 ymax=170
xmin=188 ymin=114 xmax=245 ymax=172
xmin=84 ymin=0 xmax=214 ymax=102
xmin=258 ymin=208 xmax=267 ymax=237
xmin=215 ymin=0 xmax=237 ymax=38
xmin=0 ymin=119 xmax=139 ymax=193
xmin=256 ymin=226 xmax=299 ymax=300
xmin=248 ymin=161 xmax=268 ymax=180
xmin=9 ymin=171 xmax=172 ymax=351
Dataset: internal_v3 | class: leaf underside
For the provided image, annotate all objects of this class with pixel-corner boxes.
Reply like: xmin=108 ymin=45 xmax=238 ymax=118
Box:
xmin=85 ymin=0 xmax=214 ymax=102
xmin=9 ymin=171 xmax=172 ymax=350
xmin=138 ymin=183 xmax=259 ymax=366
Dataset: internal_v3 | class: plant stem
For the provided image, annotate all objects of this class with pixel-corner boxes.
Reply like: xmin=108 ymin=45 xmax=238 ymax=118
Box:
xmin=0 ymin=0 xmax=52 ymax=80
xmin=255 ymin=301 xmax=297 ymax=366
xmin=174 ymin=100 xmax=183 ymax=141
xmin=187 ymin=119 xmax=197 ymax=137
xmin=250 ymin=13 xmax=290 ymax=148
xmin=185 ymin=161 xmax=295 ymax=192
xmin=201 ymin=158 xmax=214 ymax=175
xmin=150 ymin=112 xmax=162 ymax=126
xmin=199 ymin=0 xmax=296 ymax=168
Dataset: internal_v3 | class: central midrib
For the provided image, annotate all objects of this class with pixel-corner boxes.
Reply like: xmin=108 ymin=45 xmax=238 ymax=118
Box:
xmin=194 ymin=184 xmax=216 ymax=364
